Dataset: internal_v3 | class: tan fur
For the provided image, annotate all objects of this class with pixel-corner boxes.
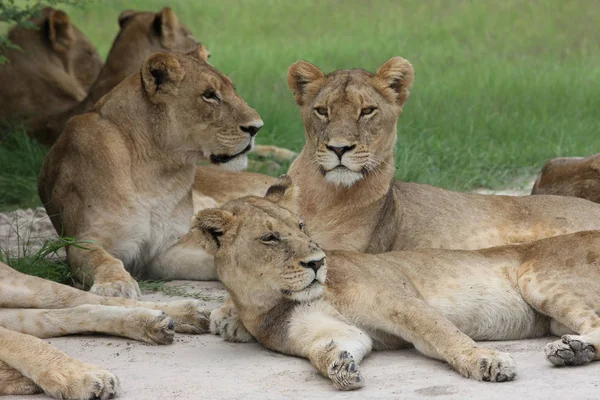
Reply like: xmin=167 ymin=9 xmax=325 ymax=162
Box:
xmin=532 ymin=154 xmax=600 ymax=203
xmin=194 ymin=186 xmax=600 ymax=390
xmin=0 ymin=7 xmax=102 ymax=133
xmin=38 ymin=50 xmax=262 ymax=299
xmin=285 ymin=58 xmax=600 ymax=252
xmin=38 ymin=7 xmax=202 ymax=145
xmin=0 ymin=261 xmax=210 ymax=398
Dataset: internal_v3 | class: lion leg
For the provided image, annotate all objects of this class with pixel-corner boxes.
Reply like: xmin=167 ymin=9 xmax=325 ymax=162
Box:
xmin=517 ymin=267 xmax=600 ymax=366
xmin=0 ymin=360 xmax=41 ymax=396
xmin=0 ymin=305 xmax=175 ymax=344
xmin=253 ymin=144 xmax=297 ymax=162
xmin=0 ymin=327 xmax=120 ymax=400
xmin=363 ymin=295 xmax=516 ymax=382
xmin=150 ymin=233 xmax=217 ymax=280
xmin=68 ymin=243 xmax=141 ymax=299
xmin=210 ymin=295 xmax=255 ymax=342
xmin=0 ymin=263 xmax=209 ymax=334
xmin=287 ymin=302 xmax=372 ymax=390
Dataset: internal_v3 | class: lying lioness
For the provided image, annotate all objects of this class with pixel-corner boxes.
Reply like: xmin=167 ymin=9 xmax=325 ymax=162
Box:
xmin=0 ymin=7 xmax=102 ymax=132
xmin=191 ymin=177 xmax=600 ymax=390
xmin=0 ymin=261 xmax=210 ymax=399
xmin=532 ymin=154 xmax=600 ymax=204
xmin=38 ymin=49 xmax=263 ymax=299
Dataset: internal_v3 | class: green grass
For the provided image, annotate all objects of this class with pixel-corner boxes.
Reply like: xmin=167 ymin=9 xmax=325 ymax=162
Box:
xmin=1 ymin=0 xmax=600 ymax=212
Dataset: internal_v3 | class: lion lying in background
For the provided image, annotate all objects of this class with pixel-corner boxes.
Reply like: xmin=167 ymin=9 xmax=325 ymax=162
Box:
xmin=0 ymin=7 xmax=103 ymax=133
xmin=0 ymin=261 xmax=210 ymax=399
xmin=532 ymin=154 xmax=600 ymax=204
xmin=39 ymin=49 xmax=263 ymax=299
xmin=39 ymin=7 xmax=203 ymax=145
xmin=193 ymin=177 xmax=600 ymax=390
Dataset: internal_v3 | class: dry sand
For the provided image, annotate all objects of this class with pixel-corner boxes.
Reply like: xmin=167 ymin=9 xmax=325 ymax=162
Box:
xmin=5 ymin=178 xmax=600 ymax=400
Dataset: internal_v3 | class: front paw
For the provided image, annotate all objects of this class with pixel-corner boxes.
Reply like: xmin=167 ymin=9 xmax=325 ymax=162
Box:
xmin=210 ymin=307 xmax=255 ymax=343
xmin=328 ymin=351 xmax=364 ymax=391
xmin=463 ymin=349 xmax=516 ymax=382
xmin=545 ymin=335 xmax=596 ymax=366
xmin=38 ymin=363 xmax=120 ymax=400
xmin=90 ymin=278 xmax=141 ymax=299
xmin=161 ymin=300 xmax=211 ymax=334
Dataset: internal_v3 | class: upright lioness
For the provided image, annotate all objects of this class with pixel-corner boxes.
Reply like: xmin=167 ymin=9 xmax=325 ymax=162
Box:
xmin=39 ymin=7 xmax=202 ymax=145
xmin=193 ymin=180 xmax=600 ymax=390
xmin=532 ymin=154 xmax=600 ymax=204
xmin=38 ymin=49 xmax=262 ymax=299
xmin=0 ymin=261 xmax=210 ymax=399
xmin=211 ymin=57 xmax=600 ymax=341
xmin=286 ymin=57 xmax=600 ymax=252
xmin=0 ymin=7 xmax=102 ymax=131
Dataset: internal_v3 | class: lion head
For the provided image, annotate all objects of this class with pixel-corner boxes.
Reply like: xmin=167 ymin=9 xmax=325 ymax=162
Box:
xmin=287 ymin=57 xmax=414 ymax=187
xmin=191 ymin=175 xmax=327 ymax=303
xmin=138 ymin=50 xmax=263 ymax=169
xmin=0 ymin=7 xmax=103 ymax=122
xmin=532 ymin=155 xmax=600 ymax=203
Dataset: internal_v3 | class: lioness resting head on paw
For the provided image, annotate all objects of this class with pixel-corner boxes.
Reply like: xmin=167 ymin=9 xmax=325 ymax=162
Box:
xmin=193 ymin=176 xmax=600 ymax=390
xmin=531 ymin=154 xmax=600 ymax=204
xmin=0 ymin=7 xmax=102 ymax=131
xmin=38 ymin=49 xmax=262 ymax=299
xmin=39 ymin=7 xmax=205 ymax=145
xmin=286 ymin=58 xmax=600 ymax=252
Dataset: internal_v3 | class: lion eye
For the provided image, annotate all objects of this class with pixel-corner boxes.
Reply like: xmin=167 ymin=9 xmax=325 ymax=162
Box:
xmin=202 ymin=89 xmax=220 ymax=103
xmin=260 ymin=233 xmax=281 ymax=244
xmin=299 ymin=221 xmax=305 ymax=231
xmin=314 ymin=107 xmax=328 ymax=117
xmin=360 ymin=107 xmax=376 ymax=117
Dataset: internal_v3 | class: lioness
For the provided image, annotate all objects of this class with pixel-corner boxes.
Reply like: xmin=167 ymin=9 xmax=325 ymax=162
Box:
xmin=532 ymin=154 xmax=600 ymax=203
xmin=39 ymin=7 xmax=203 ymax=145
xmin=286 ymin=57 xmax=600 ymax=252
xmin=211 ymin=57 xmax=600 ymax=341
xmin=0 ymin=261 xmax=210 ymax=399
xmin=192 ymin=178 xmax=600 ymax=390
xmin=38 ymin=49 xmax=263 ymax=299
xmin=0 ymin=7 xmax=103 ymax=132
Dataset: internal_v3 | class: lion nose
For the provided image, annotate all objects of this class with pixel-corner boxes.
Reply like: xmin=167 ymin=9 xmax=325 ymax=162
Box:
xmin=300 ymin=257 xmax=325 ymax=273
xmin=240 ymin=121 xmax=264 ymax=137
xmin=326 ymin=144 xmax=356 ymax=159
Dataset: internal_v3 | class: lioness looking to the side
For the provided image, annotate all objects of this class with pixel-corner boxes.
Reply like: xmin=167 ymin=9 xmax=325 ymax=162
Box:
xmin=0 ymin=7 xmax=103 ymax=131
xmin=38 ymin=49 xmax=263 ymax=299
xmin=193 ymin=177 xmax=600 ymax=390
xmin=532 ymin=154 xmax=600 ymax=204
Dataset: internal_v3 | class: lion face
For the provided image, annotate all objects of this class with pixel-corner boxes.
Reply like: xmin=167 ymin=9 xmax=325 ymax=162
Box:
xmin=287 ymin=58 xmax=414 ymax=187
xmin=191 ymin=176 xmax=327 ymax=303
xmin=141 ymin=51 xmax=263 ymax=169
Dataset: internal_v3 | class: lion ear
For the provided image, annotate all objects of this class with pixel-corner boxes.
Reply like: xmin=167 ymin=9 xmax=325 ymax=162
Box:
xmin=46 ymin=9 xmax=74 ymax=54
xmin=287 ymin=60 xmax=325 ymax=106
xmin=265 ymin=175 xmax=299 ymax=214
xmin=141 ymin=52 xmax=185 ymax=101
xmin=375 ymin=57 xmax=414 ymax=109
xmin=187 ymin=45 xmax=211 ymax=63
xmin=190 ymin=209 xmax=235 ymax=255
xmin=153 ymin=7 xmax=180 ymax=39
xmin=118 ymin=10 xmax=136 ymax=28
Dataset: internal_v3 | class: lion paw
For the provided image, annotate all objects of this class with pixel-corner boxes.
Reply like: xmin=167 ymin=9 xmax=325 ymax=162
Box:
xmin=39 ymin=364 xmax=120 ymax=400
xmin=545 ymin=335 xmax=595 ymax=366
xmin=328 ymin=351 xmax=364 ymax=391
xmin=90 ymin=279 xmax=141 ymax=300
xmin=139 ymin=310 xmax=175 ymax=345
xmin=210 ymin=306 xmax=255 ymax=343
xmin=469 ymin=350 xmax=516 ymax=382
xmin=161 ymin=300 xmax=211 ymax=334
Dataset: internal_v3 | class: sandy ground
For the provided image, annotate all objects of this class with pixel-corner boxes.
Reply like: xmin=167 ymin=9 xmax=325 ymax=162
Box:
xmin=7 ymin=177 xmax=600 ymax=400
